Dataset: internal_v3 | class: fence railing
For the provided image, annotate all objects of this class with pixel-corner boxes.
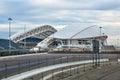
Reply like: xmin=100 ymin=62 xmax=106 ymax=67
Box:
xmin=0 ymin=53 xmax=119 ymax=79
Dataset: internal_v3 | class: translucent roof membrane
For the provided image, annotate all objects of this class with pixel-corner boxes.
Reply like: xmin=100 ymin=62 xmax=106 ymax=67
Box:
xmin=53 ymin=25 xmax=107 ymax=39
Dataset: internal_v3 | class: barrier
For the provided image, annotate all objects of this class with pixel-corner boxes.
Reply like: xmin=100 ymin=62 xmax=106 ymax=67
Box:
xmin=2 ymin=59 xmax=108 ymax=80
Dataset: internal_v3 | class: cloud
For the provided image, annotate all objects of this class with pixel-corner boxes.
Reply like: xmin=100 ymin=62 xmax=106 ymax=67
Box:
xmin=29 ymin=0 xmax=94 ymax=10
xmin=94 ymin=0 xmax=120 ymax=10
xmin=29 ymin=0 xmax=120 ymax=10
xmin=1 ymin=0 xmax=120 ymax=24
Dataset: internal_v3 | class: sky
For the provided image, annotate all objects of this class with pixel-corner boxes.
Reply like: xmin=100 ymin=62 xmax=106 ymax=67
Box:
xmin=0 ymin=0 xmax=120 ymax=45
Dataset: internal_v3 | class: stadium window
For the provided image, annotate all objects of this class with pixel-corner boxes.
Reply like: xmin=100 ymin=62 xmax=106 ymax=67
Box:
xmin=83 ymin=40 xmax=90 ymax=45
xmin=78 ymin=40 xmax=82 ymax=44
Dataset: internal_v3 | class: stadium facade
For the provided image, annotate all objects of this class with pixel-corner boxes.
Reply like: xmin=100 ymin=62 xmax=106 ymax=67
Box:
xmin=36 ymin=25 xmax=108 ymax=51
xmin=11 ymin=25 xmax=57 ymax=49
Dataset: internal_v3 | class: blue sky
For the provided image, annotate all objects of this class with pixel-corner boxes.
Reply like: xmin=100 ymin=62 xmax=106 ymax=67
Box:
xmin=0 ymin=0 xmax=120 ymax=45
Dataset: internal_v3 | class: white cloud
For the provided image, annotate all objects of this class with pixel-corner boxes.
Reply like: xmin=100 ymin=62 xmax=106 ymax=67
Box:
xmin=0 ymin=2 xmax=7 ymax=14
xmin=30 ymin=0 xmax=58 ymax=5
xmin=28 ymin=0 xmax=120 ymax=10
xmin=28 ymin=0 xmax=95 ymax=10
xmin=0 ymin=22 xmax=38 ymax=32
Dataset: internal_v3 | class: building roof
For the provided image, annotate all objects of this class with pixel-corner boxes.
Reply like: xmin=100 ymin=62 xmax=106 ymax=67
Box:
xmin=53 ymin=25 xmax=107 ymax=39
xmin=11 ymin=25 xmax=57 ymax=42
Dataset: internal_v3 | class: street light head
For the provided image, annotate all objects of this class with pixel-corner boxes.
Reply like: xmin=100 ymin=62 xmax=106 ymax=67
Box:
xmin=8 ymin=18 xmax=12 ymax=21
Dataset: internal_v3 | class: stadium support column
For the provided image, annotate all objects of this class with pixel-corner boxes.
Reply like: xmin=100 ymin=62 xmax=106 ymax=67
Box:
xmin=8 ymin=18 xmax=12 ymax=54
xmin=69 ymin=39 xmax=70 ymax=51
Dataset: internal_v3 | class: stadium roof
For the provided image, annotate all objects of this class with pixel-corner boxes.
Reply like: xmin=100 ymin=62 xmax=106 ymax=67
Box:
xmin=11 ymin=25 xmax=57 ymax=42
xmin=53 ymin=25 xmax=107 ymax=39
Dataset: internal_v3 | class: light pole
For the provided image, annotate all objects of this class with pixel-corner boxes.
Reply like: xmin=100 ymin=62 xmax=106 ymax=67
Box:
xmin=99 ymin=27 xmax=102 ymax=37
xmin=99 ymin=27 xmax=102 ymax=66
xmin=24 ymin=25 xmax=26 ymax=49
xmin=99 ymin=27 xmax=102 ymax=49
xmin=8 ymin=18 xmax=12 ymax=54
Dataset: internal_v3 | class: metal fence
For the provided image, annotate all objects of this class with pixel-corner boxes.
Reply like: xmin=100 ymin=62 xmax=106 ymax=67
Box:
xmin=0 ymin=53 xmax=120 ymax=79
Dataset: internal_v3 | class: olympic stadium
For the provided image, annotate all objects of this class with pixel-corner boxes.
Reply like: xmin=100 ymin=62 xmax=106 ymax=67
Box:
xmin=0 ymin=24 xmax=116 ymax=53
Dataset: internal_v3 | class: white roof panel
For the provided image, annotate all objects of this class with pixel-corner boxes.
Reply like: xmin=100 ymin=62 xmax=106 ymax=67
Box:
xmin=53 ymin=25 xmax=107 ymax=39
xmin=53 ymin=25 xmax=89 ymax=39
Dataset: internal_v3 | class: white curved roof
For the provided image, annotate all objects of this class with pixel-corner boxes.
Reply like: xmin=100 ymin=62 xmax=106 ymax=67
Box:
xmin=11 ymin=25 xmax=57 ymax=42
xmin=53 ymin=25 xmax=107 ymax=39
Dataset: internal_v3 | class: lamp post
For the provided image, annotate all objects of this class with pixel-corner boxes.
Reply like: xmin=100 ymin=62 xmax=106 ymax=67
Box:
xmin=99 ymin=27 xmax=102 ymax=49
xmin=99 ymin=27 xmax=102 ymax=37
xmin=24 ymin=25 xmax=26 ymax=49
xmin=8 ymin=18 xmax=12 ymax=54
